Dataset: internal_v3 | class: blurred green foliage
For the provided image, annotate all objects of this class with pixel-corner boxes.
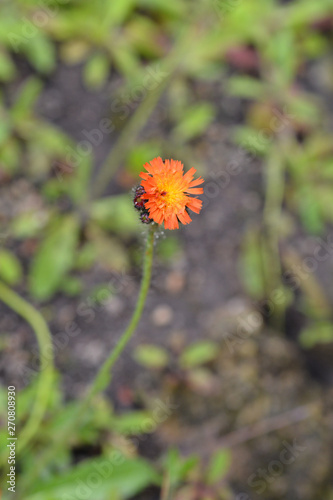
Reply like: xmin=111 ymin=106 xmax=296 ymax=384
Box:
xmin=1 ymin=0 xmax=333 ymax=497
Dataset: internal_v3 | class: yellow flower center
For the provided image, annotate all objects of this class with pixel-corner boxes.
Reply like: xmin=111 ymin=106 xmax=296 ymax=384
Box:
xmin=155 ymin=176 xmax=187 ymax=211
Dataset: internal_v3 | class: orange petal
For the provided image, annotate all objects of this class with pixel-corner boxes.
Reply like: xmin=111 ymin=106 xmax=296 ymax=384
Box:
xmin=140 ymin=172 xmax=151 ymax=180
xmin=187 ymin=198 xmax=202 ymax=214
xmin=170 ymin=159 xmax=184 ymax=173
xmin=186 ymin=187 xmax=204 ymax=195
xmin=142 ymin=163 xmax=155 ymax=175
xmin=183 ymin=167 xmax=197 ymax=183
xmin=178 ymin=210 xmax=192 ymax=225
xmin=165 ymin=213 xmax=179 ymax=230
xmin=151 ymin=210 xmax=164 ymax=224
xmin=189 ymin=177 xmax=204 ymax=187
xmin=149 ymin=157 xmax=164 ymax=172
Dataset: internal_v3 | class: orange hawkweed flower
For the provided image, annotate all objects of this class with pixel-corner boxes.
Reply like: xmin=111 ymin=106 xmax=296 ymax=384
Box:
xmin=139 ymin=157 xmax=204 ymax=230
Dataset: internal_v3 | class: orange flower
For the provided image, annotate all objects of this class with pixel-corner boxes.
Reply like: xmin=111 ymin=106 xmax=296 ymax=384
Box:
xmin=140 ymin=157 xmax=204 ymax=230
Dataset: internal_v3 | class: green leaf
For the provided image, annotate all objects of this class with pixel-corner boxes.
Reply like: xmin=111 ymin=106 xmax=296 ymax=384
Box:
xmin=0 ymin=119 xmax=12 ymax=147
xmin=316 ymin=186 xmax=333 ymax=226
xmin=0 ymin=249 xmax=22 ymax=285
xmin=11 ymin=211 xmax=48 ymax=238
xmin=103 ymin=0 xmax=135 ymax=27
xmin=60 ymin=276 xmax=83 ymax=297
xmin=0 ymin=50 xmax=16 ymax=81
xmin=206 ymin=449 xmax=231 ymax=484
xmin=26 ymin=453 xmax=160 ymax=500
xmin=0 ymin=138 xmax=20 ymax=172
xmin=90 ymin=195 xmax=139 ymax=236
xmin=297 ymin=187 xmax=325 ymax=234
xmin=264 ymin=30 xmax=296 ymax=86
xmin=228 ymin=76 xmax=264 ymax=99
xmin=24 ymin=34 xmax=56 ymax=74
xmin=112 ymin=43 xmax=141 ymax=78
xmin=180 ymin=341 xmax=218 ymax=369
xmin=299 ymin=322 xmax=333 ymax=348
xmin=74 ymin=243 xmax=96 ymax=270
xmin=133 ymin=344 xmax=169 ymax=369
xmin=287 ymin=0 xmax=333 ymax=26
xmin=11 ymin=77 xmax=43 ymax=123
xmin=68 ymin=155 xmax=93 ymax=204
xmin=239 ymin=229 xmax=266 ymax=298
xmin=84 ymin=53 xmax=110 ymax=89
xmin=164 ymin=449 xmax=198 ymax=487
xmin=234 ymin=126 xmax=270 ymax=156
xmin=33 ymin=398 xmax=113 ymax=454
xmin=173 ymin=102 xmax=215 ymax=141
xmin=288 ymin=93 xmax=321 ymax=128
xmin=16 ymin=374 xmax=61 ymax=424
xmin=112 ymin=411 xmax=153 ymax=434
xmin=29 ymin=215 xmax=79 ymax=300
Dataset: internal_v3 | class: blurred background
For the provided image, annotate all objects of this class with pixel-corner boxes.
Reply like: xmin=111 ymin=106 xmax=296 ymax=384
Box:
xmin=0 ymin=0 xmax=333 ymax=498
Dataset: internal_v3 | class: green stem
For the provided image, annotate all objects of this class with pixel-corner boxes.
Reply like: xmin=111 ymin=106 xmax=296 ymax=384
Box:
xmin=263 ymin=145 xmax=286 ymax=327
xmin=91 ymin=81 xmax=169 ymax=200
xmin=86 ymin=224 xmax=156 ymax=399
xmin=0 ymin=281 xmax=54 ymax=464
xmin=91 ymin=25 xmax=196 ymax=200
xmin=18 ymin=225 xmax=156 ymax=492
xmin=160 ymin=472 xmax=172 ymax=500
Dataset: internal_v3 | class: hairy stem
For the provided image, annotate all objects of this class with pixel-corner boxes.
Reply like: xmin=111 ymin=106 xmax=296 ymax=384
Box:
xmin=86 ymin=224 xmax=156 ymax=398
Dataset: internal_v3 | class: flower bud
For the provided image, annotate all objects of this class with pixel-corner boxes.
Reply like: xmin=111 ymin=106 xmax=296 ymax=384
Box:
xmin=140 ymin=211 xmax=152 ymax=224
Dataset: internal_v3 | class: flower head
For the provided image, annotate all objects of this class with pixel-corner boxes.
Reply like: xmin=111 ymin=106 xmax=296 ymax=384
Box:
xmin=139 ymin=157 xmax=204 ymax=230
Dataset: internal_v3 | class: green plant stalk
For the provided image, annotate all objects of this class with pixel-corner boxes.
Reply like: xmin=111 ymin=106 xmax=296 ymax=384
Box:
xmin=91 ymin=80 xmax=169 ymax=200
xmin=263 ymin=145 xmax=286 ymax=327
xmin=85 ymin=224 xmax=156 ymax=399
xmin=0 ymin=281 xmax=54 ymax=465
xmin=160 ymin=472 xmax=172 ymax=500
xmin=19 ymin=225 xmax=156 ymax=492
xmin=91 ymin=24 xmax=200 ymax=200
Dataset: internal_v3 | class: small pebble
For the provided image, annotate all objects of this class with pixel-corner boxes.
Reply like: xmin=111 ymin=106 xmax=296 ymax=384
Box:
xmin=105 ymin=296 xmax=125 ymax=316
xmin=165 ymin=271 xmax=185 ymax=294
xmin=151 ymin=304 xmax=174 ymax=326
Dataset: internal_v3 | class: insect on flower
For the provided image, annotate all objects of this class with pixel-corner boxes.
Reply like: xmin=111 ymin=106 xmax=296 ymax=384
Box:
xmin=138 ymin=157 xmax=204 ymax=230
